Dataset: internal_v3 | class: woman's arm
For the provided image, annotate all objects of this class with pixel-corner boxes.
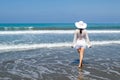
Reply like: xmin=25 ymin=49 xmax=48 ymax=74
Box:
xmin=72 ymin=30 xmax=78 ymax=47
xmin=85 ymin=30 xmax=92 ymax=48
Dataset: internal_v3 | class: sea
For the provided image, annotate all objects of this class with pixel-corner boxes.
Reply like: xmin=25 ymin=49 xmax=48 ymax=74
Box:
xmin=0 ymin=23 xmax=120 ymax=80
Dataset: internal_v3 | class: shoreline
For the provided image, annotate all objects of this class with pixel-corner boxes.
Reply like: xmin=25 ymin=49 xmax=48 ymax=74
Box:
xmin=0 ymin=44 xmax=120 ymax=80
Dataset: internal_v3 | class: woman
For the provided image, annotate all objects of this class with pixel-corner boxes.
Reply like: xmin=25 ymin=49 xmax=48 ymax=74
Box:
xmin=72 ymin=21 xmax=91 ymax=68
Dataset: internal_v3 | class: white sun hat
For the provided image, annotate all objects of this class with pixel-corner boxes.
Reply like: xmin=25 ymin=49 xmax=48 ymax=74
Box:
xmin=75 ymin=21 xmax=87 ymax=29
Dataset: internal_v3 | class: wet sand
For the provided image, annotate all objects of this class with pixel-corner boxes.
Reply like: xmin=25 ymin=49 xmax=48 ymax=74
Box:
xmin=0 ymin=44 xmax=120 ymax=80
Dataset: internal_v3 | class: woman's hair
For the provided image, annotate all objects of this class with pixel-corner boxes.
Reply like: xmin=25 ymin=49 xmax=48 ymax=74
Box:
xmin=79 ymin=29 xmax=83 ymax=34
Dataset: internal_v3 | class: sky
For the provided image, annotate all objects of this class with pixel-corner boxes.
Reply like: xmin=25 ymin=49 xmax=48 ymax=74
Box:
xmin=0 ymin=0 xmax=120 ymax=23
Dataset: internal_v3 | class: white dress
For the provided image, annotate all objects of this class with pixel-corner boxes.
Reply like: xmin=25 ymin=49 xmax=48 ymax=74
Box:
xmin=73 ymin=29 xmax=91 ymax=49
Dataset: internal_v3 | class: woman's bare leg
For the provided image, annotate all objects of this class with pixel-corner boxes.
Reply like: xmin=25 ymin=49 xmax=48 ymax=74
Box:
xmin=78 ymin=48 xmax=85 ymax=68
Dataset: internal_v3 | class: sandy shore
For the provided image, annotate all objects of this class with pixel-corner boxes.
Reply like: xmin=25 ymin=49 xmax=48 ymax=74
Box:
xmin=0 ymin=44 xmax=120 ymax=80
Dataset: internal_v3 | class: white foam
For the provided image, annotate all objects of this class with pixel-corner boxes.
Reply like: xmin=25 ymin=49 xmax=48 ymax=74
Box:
xmin=0 ymin=40 xmax=120 ymax=52
xmin=88 ymin=30 xmax=120 ymax=33
xmin=0 ymin=30 xmax=120 ymax=35
xmin=0 ymin=30 xmax=74 ymax=34
xmin=109 ymin=70 xmax=120 ymax=75
xmin=92 ymin=40 xmax=120 ymax=45
xmin=0 ymin=43 xmax=70 ymax=52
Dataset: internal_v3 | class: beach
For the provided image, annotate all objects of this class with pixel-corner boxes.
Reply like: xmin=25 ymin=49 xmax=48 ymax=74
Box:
xmin=1 ymin=0 xmax=120 ymax=79
xmin=0 ymin=23 xmax=120 ymax=80
xmin=0 ymin=44 xmax=120 ymax=80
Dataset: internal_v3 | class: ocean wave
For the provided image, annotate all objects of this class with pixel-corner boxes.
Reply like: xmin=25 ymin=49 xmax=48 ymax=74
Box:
xmin=0 ymin=40 xmax=120 ymax=52
xmin=0 ymin=30 xmax=120 ymax=35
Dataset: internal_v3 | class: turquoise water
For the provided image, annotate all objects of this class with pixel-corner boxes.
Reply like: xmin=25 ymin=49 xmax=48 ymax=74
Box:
xmin=0 ymin=23 xmax=120 ymax=52
xmin=0 ymin=23 xmax=120 ymax=30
